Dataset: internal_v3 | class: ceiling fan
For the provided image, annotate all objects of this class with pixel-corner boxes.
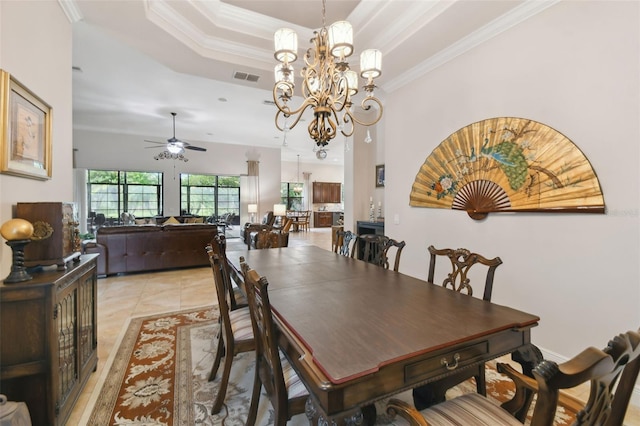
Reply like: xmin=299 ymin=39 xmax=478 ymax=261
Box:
xmin=145 ymin=112 xmax=207 ymax=154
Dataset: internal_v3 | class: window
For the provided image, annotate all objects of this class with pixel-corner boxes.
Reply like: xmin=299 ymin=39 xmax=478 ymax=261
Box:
xmin=180 ymin=174 xmax=240 ymax=220
xmin=281 ymin=182 xmax=304 ymax=210
xmin=88 ymin=170 xmax=162 ymax=222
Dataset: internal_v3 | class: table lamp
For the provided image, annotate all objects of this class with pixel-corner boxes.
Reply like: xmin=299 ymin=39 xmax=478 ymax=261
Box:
xmin=248 ymin=203 xmax=257 ymax=223
xmin=273 ymin=203 xmax=287 ymax=226
xmin=1 ymin=218 xmax=34 ymax=283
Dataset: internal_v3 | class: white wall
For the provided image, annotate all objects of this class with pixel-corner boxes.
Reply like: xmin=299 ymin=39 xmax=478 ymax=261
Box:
xmin=384 ymin=0 xmax=639 ymax=364
xmin=73 ymin=129 xmax=282 ymax=224
xmin=0 ymin=1 xmax=73 ymax=276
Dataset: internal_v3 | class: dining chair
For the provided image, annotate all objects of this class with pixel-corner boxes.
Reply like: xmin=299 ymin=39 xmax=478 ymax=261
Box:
xmin=333 ymin=229 xmax=357 ymax=257
xmin=240 ymin=259 xmax=309 ymax=426
xmin=298 ymin=210 xmax=310 ymax=232
xmin=206 ymin=250 xmax=254 ymax=415
xmin=413 ymin=245 xmax=503 ymax=408
xmin=388 ymin=328 xmax=640 ymax=426
xmin=208 ymin=233 xmax=246 ymax=309
xmin=357 ymin=234 xmax=406 ymax=272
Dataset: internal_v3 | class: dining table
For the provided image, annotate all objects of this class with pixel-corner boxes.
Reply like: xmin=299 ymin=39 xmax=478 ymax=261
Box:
xmin=227 ymin=245 xmax=539 ymax=425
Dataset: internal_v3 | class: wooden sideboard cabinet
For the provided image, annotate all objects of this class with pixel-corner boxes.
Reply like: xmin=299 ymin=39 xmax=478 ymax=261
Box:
xmin=312 ymin=182 xmax=342 ymax=203
xmin=0 ymin=254 xmax=98 ymax=426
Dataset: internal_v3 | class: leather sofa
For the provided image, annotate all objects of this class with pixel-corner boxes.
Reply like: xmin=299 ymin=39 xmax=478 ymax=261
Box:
xmin=83 ymin=223 xmax=218 ymax=276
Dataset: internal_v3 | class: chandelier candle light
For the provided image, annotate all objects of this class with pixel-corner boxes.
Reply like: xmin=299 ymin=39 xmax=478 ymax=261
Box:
xmin=273 ymin=0 xmax=383 ymax=157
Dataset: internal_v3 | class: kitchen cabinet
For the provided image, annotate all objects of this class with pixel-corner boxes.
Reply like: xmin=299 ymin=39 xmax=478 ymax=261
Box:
xmin=0 ymin=254 xmax=98 ymax=426
xmin=312 ymin=182 xmax=341 ymax=204
xmin=314 ymin=212 xmax=334 ymax=228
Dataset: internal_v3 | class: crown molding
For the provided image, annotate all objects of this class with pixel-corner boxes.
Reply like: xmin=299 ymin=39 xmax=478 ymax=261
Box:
xmin=58 ymin=0 xmax=83 ymax=23
xmin=383 ymin=0 xmax=560 ymax=93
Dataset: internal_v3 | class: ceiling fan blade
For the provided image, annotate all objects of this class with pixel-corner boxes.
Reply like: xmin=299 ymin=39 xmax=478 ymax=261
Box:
xmin=185 ymin=145 xmax=207 ymax=152
xmin=144 ymin=139 xmax=166 ymax=145
xmin=145 ymin=146 xmax=164 ymax=149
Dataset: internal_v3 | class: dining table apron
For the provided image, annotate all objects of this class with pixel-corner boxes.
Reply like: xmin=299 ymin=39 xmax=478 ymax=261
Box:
xmin=227 ymin=245 xmax=539 ymax=425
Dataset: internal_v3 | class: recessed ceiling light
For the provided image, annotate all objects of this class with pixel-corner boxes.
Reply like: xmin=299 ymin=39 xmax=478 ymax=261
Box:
xmin=72 ymin=66 xmax=83 ymax=72
xmin=218 ymin=97 xmax=227 ymax=102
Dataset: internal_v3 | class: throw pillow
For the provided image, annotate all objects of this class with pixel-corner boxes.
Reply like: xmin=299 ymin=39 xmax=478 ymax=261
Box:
xmin=184 ymin=217 xmax=197 ymax=223
xmin=135 ymin=218 xmax=147 ymax=225
xmin=194 ymin=217 xmax=204 ymax=223
xmin=163 ymin=216 xmax=180 ymax=225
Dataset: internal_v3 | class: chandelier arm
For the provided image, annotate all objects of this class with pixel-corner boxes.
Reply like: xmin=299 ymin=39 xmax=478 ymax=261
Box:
xmin=346 ymin=97 xmax=384 ymax=127
xmin=274 ymin=96 xmax=317 ymax=132
xmin=340 ymin=111 xmax=355 ymax=137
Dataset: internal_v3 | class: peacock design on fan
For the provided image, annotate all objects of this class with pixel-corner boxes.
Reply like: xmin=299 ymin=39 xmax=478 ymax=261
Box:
xmin=410 ymin=117 xmax=604 ymax=220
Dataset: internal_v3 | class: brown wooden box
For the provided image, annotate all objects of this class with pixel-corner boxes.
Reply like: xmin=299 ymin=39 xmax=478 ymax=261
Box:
xmin=16 ymin=202 xmax=80 ymax=268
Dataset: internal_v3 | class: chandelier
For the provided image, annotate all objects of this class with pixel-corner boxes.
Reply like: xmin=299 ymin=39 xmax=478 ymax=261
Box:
xmin=273 ymin=0 xmax=383 ymax=151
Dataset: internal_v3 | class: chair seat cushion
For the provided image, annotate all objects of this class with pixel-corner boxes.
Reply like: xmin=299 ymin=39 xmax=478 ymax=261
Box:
xmin=229 ymin=307 xmax=253 ymax=341
xmin=421 ymin=393 xmax=520 ymax=426
xmin=280 ymin=350 xmax=308 ymax=399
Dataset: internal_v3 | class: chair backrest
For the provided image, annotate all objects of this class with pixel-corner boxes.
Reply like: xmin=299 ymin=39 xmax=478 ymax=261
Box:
xmin=262 ymin=211 xmax=275 ymax=226
xmin=208 ymin=252 xmax=234 ymax=339
xmin=427 ymin=245 xmax=502 ymax=301
xmin=357 ymin=234 xmax=389 ymax=266
xmin=208 ymin=234 xmax=240 ymax=309
xmin=384 ymin=238 xmax=406 ymax=272
xmin=281 ymin=217 xmax=293 ymax=234
xmin=333 ymin=230 xmax=357 ymax=257
xmin=241 ymin=260 xmax=290 ymax=417
xmin=530 ymin=329 xmax=640 ymax=426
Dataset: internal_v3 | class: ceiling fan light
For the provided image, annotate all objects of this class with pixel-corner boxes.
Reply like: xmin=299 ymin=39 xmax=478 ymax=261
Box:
xmin=328 ymin=21 xmax=353 ymax=58
xmin=360 ymin=49 xmax=382 ymax=80
xmin=274 ymin=28 xmax=298 ymax=63
xmin=167 ymin=143 xmax=182 ymax=154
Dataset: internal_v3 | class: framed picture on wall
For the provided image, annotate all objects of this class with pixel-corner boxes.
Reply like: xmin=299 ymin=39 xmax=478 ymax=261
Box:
xmin=0 ymin=69 xmax=52 ymax=180
xmin=376 ymin=164 xmax=385 ymax=187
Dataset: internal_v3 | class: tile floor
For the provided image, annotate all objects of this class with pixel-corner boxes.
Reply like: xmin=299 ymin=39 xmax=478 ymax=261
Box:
xmin=67 ymin=227 xmax=640 ymax=425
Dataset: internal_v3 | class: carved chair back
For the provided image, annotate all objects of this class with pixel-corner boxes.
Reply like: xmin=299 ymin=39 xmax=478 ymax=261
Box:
xmin=358 ymin=234 xmax=390 ymax=267
xmin=526 ymin=329 xmax=640 ymax=426
xmin=333 ymin=230 xmax=357 ymax=257
xmin=388 ymin=329 xmax=640 ymax=426
xmin=427 ymin=245 xmax=502 ymax=301
xmin=384 ymin=238 xmax=406 ymax=272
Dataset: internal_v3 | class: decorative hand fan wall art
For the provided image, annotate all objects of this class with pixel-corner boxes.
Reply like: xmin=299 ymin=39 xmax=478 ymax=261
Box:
xmin=409 ymin=117 xmax=605 ymax=220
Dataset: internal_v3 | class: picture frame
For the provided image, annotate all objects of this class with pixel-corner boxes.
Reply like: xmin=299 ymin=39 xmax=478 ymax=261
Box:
xmin=0 ymin=69 xmax=52 ymax=180
xmin=376 ymin=164 xmax=385 ymax=187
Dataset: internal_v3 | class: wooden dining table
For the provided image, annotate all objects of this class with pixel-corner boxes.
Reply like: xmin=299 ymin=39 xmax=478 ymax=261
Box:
xmin=227 ymin=245 xmax=539 ymax=425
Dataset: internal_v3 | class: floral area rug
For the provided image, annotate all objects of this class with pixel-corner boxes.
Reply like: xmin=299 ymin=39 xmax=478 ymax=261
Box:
xmin=86 ymin=306 xmax=577 ymax=425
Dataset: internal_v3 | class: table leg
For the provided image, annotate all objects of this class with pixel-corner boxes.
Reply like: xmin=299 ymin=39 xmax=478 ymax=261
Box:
xmin=305 ymin=397 xmax=364 ymax=425
xmin=510 ymin=343 xmax=544 ymax=422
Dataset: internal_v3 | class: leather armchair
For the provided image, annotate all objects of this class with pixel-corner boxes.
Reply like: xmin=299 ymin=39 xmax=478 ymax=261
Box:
xmin=242 ymin=211 xmax=275 ymax=245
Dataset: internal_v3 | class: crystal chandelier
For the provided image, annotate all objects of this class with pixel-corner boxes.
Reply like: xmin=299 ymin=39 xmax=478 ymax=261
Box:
xmin=273 ymin=0 xmax=383 ymax=151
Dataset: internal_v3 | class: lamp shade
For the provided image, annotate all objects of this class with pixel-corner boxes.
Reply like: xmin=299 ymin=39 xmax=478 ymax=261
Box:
xmin=344 ymin=70 xmax=358 ymax=95
xmin=360 ymin=49 xmax=382 ymax=80
xmin=248 ymin=204 xmax=258 ymax=213
xmin=273 ymin=204 xmax=287 ymax=216
xmin=274 ymin=28 xmax=298 ymax=63
xmin=328 ymin=21 xmax=353 ymax=58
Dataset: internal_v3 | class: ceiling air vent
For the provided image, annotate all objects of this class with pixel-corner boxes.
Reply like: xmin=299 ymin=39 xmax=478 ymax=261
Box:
xmin=233 ymin=71 xmax=260 ymax=83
